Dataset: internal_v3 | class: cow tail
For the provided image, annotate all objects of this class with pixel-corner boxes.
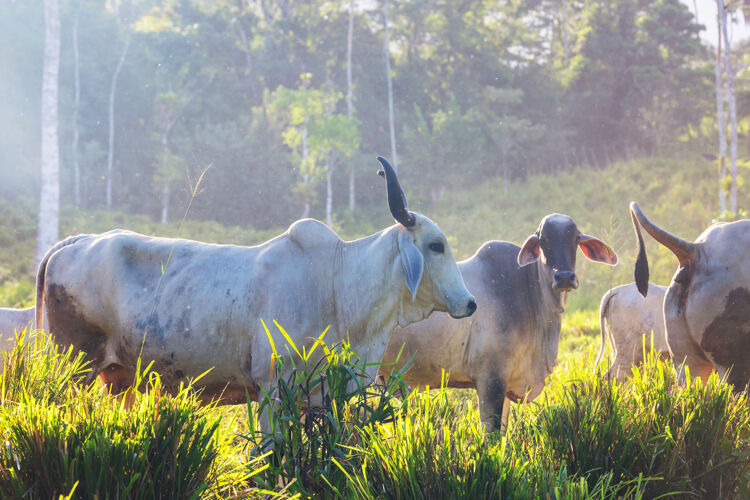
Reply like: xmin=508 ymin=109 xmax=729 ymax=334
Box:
xmin=595 ymin=288 xmax=615 ymax=371
xmin=35 ymin=234 xmax=92 ymax=331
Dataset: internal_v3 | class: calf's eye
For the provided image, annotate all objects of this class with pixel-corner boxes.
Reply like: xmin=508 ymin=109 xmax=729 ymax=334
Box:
xmin=429 ymin=241 xmax=445 ymax=253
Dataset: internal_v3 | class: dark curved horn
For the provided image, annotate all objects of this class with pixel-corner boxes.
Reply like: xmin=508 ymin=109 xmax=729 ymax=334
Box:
xmin=377 ymin=156 xmax=415 ymax=227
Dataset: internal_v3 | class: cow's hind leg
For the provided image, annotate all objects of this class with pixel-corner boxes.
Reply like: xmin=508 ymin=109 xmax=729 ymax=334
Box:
xmin=670 ymin=340 xmax=714 ymax=386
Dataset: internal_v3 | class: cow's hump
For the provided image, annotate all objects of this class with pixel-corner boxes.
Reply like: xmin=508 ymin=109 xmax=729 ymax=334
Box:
xmin=471 ymin=240 xmax=522 ymax=271
xmin=287 ymin=219 xmax=341 ymax=251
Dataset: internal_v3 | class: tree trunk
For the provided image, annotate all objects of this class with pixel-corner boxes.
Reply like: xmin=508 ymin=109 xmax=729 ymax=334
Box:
xmin=718 ymin=0 xmax=738 ymax=214
xmin=259 ymin=0 xmax=274 ymax=25
xmin=501 ymin=141 xmax=509 ymax=194
xmin=301 ymin=124 xmax=310 ymax=219
xmin=383 ymin=0 xmax=398 ymax=172
xmin=347 ymin=0 xmax=356 ymax=213
xmin=161 ymin=181 xmax=170 ymax=224
xmin=716 ymin=10 xmax=727 ymax=214
xmin=560 ymin=0 xmax=569 ymax=66
xmin=160 ymin=130 xmax=170 ymax=224
xmin=236 ymin=20 xmax=257 ymax=102
xmin=326 ymin=155 xmax=333 ymax=226
xmin=36 ymin=0 xmax=61 ymax=266
xmin=72 ymin=7 xmax=81 ymax=208
xmin=106 ymin=32 xmax=131 ymax=209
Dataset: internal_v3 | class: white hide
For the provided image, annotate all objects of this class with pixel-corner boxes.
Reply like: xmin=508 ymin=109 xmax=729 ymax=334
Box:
xmin=0 ymin=306 xmax=35 ymax=358
xmin=595 ymin=283 xmax=667 ymax=381
xmin=36 ymin=215 xmax=474 ymax=407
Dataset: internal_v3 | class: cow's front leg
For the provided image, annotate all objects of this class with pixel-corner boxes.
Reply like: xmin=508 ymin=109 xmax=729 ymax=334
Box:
xmin=476 ymin=375 xmax=506 ymax=433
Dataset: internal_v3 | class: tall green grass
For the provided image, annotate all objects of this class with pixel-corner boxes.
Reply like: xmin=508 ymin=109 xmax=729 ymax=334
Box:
xmin=0 ymin=329 xmax=257 ymax=499
xmin=1 ymin=316 xmax=748 ymax=498
xmin=245 ymin=321 xmax=411 ymax=497
xmin=245 ymin=321 xmax=750 ymax=498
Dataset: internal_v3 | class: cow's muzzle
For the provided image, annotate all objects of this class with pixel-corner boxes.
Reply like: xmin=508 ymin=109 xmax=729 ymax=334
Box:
xmin=449 ymin=297 xmax=477 ymax=318
xmin=552 ymin=270 xmax=578 ymax=291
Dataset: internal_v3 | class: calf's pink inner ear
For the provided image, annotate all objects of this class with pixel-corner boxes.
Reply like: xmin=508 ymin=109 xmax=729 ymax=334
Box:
xmin=517 ymin=235 xmax=541 ymax=267
xmin=578 ymin=235 xmax=617 ymax=265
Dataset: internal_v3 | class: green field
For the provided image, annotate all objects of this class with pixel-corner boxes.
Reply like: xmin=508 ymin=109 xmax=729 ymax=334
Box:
xmin=1 ymin=155 xmax=749 ymax=498
xmin=2 ymin=317 xmax=749 ymax=498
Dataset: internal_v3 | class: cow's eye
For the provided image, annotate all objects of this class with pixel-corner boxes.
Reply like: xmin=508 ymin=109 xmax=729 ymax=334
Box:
xmin=429 ymin=241 xmax=445 ymax=253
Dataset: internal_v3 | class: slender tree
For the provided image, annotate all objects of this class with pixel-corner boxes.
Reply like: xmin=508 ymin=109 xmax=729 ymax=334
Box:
xmin=106 ymin=31 xmax=131 ymax=209
xmin=718 ymin=0 xmax=738 ymax=214
xmin=347 ymin=0 xmax=355 ymax=212
xmin=235 ymin=16 xmax=257 ymax=103
xmin=326 ymin=151 xmax=334 ymax=225
xmin=72 ymin=5 xmax=81 ymax=207
xmin=560 ymin=0 xmax=569 ymax=66
xmin=36 ymin=0 xmax=61 ymax=266
xmin=383 ymin=0 xmax=398 ymax=172
xmin=716 ymin=10 xmax=727 ymax=213
xmin=154 ymin=94 xmax=179 ymax=224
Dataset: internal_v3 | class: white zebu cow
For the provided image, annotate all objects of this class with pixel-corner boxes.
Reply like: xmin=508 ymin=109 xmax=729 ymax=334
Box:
xmin=631 ymin=202 xmax=745 ymax=386
xmin=381 ymin=214 xmax=617 ymax=432
xmin=595 ymin=283 xmax=668 ymax=381
xmin=0 ymin=306 xmax=35 ymax=355
xmin=35 ymin=157 xmax=476 ymax=407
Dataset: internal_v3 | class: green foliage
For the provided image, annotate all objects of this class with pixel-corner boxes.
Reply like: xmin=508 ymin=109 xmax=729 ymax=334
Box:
xmin=0 ymin=279 xmax=34 ymax=309
xmin=515 ymin=348 xmax=750 ymax=498
xmin=0 ymin=329 xmax=253 ymax=499
xmin=246 ymin=322 xmax=411 ymax=496
xmin=3 ymin=0 xmax=734 ymax=228
xmin=561 ymin=309 xmax=601 ymax=337
xmin=271 ymin=83 xmax=361 ymax=213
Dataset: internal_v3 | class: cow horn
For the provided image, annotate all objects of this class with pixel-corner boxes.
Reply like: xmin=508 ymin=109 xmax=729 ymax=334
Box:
xmin=377 ymin=156 xmax=415 ymax=227
xmin=630 ymin=202 xmax=696 ymax=296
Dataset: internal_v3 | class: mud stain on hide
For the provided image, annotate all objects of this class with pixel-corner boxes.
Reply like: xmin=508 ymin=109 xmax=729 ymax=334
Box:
xmin=701 ymin=287 xmax=750 ymax=389
xmin=47 ymin=284 xmax=108 ymax=367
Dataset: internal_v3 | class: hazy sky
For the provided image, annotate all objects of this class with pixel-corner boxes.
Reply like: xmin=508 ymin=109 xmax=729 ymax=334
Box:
xmin=681 ymin=0 xmax=750 ymax=46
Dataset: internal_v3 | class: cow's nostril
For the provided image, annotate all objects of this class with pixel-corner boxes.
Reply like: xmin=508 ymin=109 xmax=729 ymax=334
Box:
xmin=555 ymin=271 xmax=575 ymax=283
xmin=467 ymin=299 xmax=477 ymax=314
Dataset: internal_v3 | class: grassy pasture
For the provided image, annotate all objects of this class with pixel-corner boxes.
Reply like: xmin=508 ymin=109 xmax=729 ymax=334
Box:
xmin=0 ymin=318 xmax=749 ymax=498
xmin=1 ymin=154 xmax=748 ymax=497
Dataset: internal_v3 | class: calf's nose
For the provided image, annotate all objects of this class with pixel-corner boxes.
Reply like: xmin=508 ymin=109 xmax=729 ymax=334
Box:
xmin=466 ymin=298 xmax=477 ymax=315
xmin=553 ymin=271 xmax=578 ymax=290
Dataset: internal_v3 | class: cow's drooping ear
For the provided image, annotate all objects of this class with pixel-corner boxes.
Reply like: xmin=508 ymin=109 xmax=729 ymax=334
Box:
xmin=517 ymin=234 xmax=541 ymax=267
xmin=398 ymin=230 xmax=424 ymax=301
xmin=578 ymin=234 xmax=618 ymax=266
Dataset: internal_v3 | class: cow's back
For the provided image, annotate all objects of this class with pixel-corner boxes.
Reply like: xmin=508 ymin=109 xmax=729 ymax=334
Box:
xmin=0 ymin=307 xmax=35 ymax=357
xmin=0 ymin=307 xmax=34 ymax=336
xmin=607 ymin=283 xmax=667 ymax=347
